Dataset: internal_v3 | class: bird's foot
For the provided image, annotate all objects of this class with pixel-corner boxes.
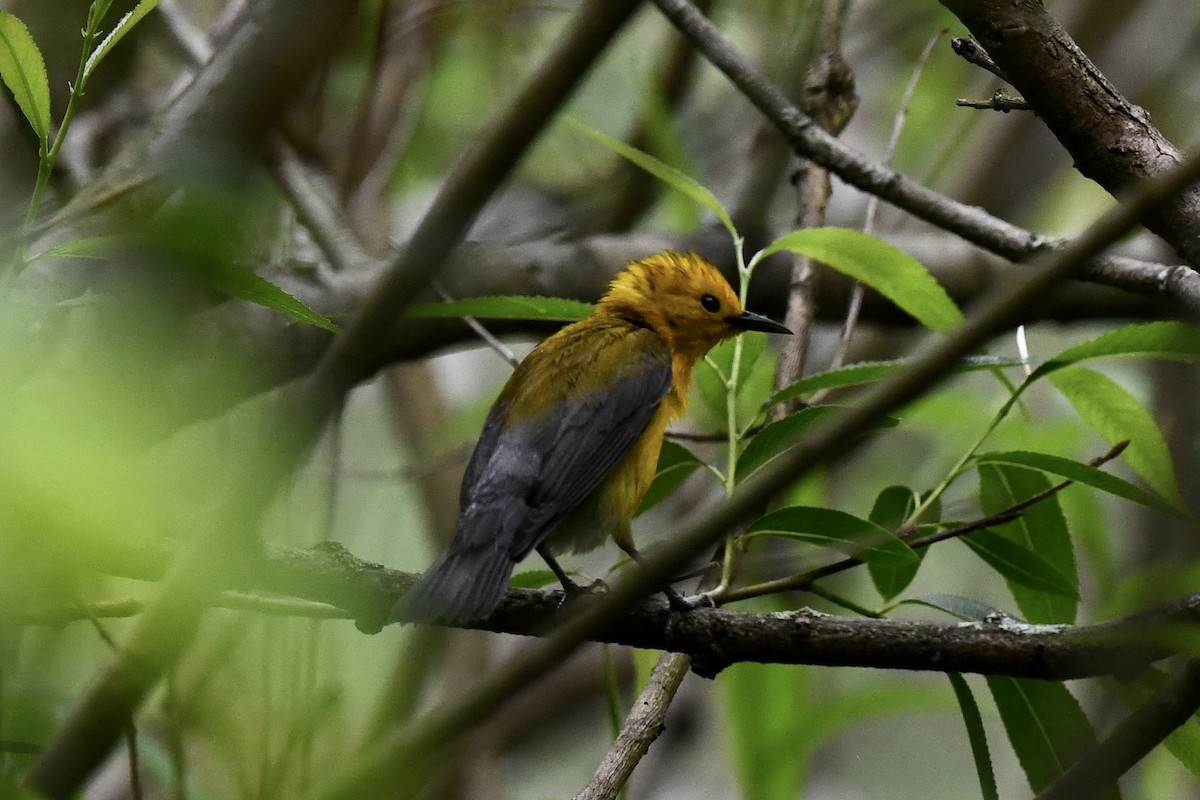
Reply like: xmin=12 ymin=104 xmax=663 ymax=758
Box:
xmin=563 ymin=576 xmax=608 ymax=596
xmin=663 ymin=586 xmax=714 ymax=613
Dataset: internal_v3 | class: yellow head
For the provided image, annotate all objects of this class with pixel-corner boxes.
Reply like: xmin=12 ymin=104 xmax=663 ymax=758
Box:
xmin=596 ymin=251 xmax=789 ymax=363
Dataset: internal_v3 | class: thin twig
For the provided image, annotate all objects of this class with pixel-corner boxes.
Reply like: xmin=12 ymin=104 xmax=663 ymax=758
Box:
xmin=816 ymin=29 xmax=944 ymax=399
xmin=432 ymin=282 xmax=520 ymax=368
xmin=950 ymin=36 xmax=1008 ymax=81
xmin=956 ymin=90 xmax=1032 ymax=113
xmin=575 ymin=652 xmax=691 ymax=800
xmin=721 ymin=440 xmax=1129 ymax=604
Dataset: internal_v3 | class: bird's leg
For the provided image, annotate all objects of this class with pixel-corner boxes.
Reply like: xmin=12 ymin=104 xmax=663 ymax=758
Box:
xmin=616 ymin=541 xmax=712 ymax=612
xmin=538 ymin=545 xmax=605 ymax=597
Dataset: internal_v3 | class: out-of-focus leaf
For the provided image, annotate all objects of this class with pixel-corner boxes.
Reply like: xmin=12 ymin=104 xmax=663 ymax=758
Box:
xmin=721 ymin=661 xmax=812 ymax=800
xmin=565 ymin=116 xmax=736 ymax=238
xmin=406 ymin=295 xmax=593 ymax=322
xmin=508 ymin=569 xmax=557 ymax=589
xmin=760 ymin=228 xmax=962 ymax=334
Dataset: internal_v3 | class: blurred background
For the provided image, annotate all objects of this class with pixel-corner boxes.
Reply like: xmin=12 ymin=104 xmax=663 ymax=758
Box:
xmin=1 ymin=0 xmax=1199 ymax=798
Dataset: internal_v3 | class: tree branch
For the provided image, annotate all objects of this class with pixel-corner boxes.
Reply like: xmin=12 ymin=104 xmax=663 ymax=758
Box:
xmin=940 ymin=0 xmax=1200 ymax=267
xmin=649 ymin=0 xmax=1200 ymax=313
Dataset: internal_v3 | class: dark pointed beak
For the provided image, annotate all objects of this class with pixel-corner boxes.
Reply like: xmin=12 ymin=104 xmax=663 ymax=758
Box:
xmin=730 ymin=309 xmax=792 ymax=335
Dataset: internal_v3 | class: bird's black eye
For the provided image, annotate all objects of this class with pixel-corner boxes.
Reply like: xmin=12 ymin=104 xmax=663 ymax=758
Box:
xmin=700 ymin=293 xmax=720 ymax=313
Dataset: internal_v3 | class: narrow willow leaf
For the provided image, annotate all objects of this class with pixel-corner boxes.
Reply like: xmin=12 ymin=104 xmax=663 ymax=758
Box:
xmin=978 ymin=464 xmax=1078 ymax=623
xmin=0 ymin=11 xmax=50 ymax=141
xmin=83 ymin=0 xmax=161 ymax=81
xmin=760 ymin=228 xmax=963 ymax=334
xmin=1049 ymin=366 xmax=1184 ymax=510
xmin=764 ymin=355 xmax=1024 ymax=410
xmin=637 ymin=440 xmax=705 ymax=515
xmin=746 ymin=506 xmax=919 ymax=570
xmin=976 ymin=450 xmax=1183 ymax=518
xmin=948 ymin=674 xmax=1000 ymax=800
xmin=1031 ymin=321 xmax=1200 ymax=381
xmin=210 ymin=263 xmax=339 ymax=333
xmin=406 ymin=295 xmax=593 ymax=322
xmin=986 ymin=677 xmax=1117 ymax=798
xmin=897 ymin=593 xmax=1004 ymax=622
xmin=735 ymin=406 xmax=841 ymax=483
xmin=28 ymin=236 xmax=121 ymax=263
xmin=564 ymin=116 xmax=736 ymax=237
xmin=962 ymin=530 xmax=1078 ymax=599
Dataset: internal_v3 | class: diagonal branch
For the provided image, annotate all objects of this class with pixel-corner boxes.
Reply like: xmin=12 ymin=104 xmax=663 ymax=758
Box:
xmin=649 ymin=0 xmax=1200 ymax=314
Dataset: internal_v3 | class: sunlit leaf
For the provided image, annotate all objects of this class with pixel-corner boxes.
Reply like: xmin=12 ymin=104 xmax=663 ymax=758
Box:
xmin=84 ymin=0 xmax=161 ymax=82
xmin=961 ymin=530 xmax=1078 ymax=600
xmin=735 ymin=406 xmax=841 ymax=484
xmin=1031 ymin=321 xmax=1200 ymax=380
xmin=760 ymin=228 xmax=962 ymax=334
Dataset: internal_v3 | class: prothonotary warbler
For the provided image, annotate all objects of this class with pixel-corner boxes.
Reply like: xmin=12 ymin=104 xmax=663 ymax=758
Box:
xmin=391 ymin=250 xmax=790 ymax=623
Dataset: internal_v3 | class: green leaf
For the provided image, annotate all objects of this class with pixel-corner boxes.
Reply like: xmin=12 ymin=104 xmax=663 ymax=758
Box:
xmin=1031 ymin=321 xmax=1200 ymax=381
xmin=746 ymin=506 xmax=919 ymax=571
xmin=735 ymin=406 xmax=840 ymax=483
xmin=765 ymin=355 xmax=1024 ymax=410
xmin=978 ymin=464 xmax=1078 ymax=623
xmin=1049 ymin=366 xmax=1185 ymax=510
xmin=866 ymin=485 xmax=924 ymax=600
xmin=721 ymin=661 xmax=812 ymax=800
xmin=897 ymin=593 xmax=1004 ymax=622
xmin=27 ymin=236 xmax=121 ymax=263
xmin=210 ymin=263 xmax=339 ymax=333
xmin=508 ymin=569 xmax=557 ymax=589
xmin=986 ymin=677 xmax=1116 ymax=798
xmin=564 ymin=116 xmax=736 ymax=238
xmin=406 ymin=295 xmax=593 ymax=322
xmin=760 ymin=228 xmax=963 ymax=334
xmin=962 ymin=529 xmax=1079 ymax=601
xmin=0 ymin=11 xmax=50 ymax=142
xmin=83 ymin=0 xmax=161 ymax=82
xmin=948 ymin=674 xmax=999 ymax=800
xmin=976 ymin=450 xmax=1184 ymax=518
xmin=637 ymin=440 xmax=705 ymax=515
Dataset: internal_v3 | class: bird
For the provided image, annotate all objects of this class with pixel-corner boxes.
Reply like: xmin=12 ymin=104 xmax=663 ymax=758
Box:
xmin=391 ymin=250 xmax=791 ymax=623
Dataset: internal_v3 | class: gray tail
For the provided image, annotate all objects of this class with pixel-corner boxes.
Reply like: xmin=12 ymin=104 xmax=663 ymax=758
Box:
xmin=390 ymin=545 xmax=515 ymax=624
